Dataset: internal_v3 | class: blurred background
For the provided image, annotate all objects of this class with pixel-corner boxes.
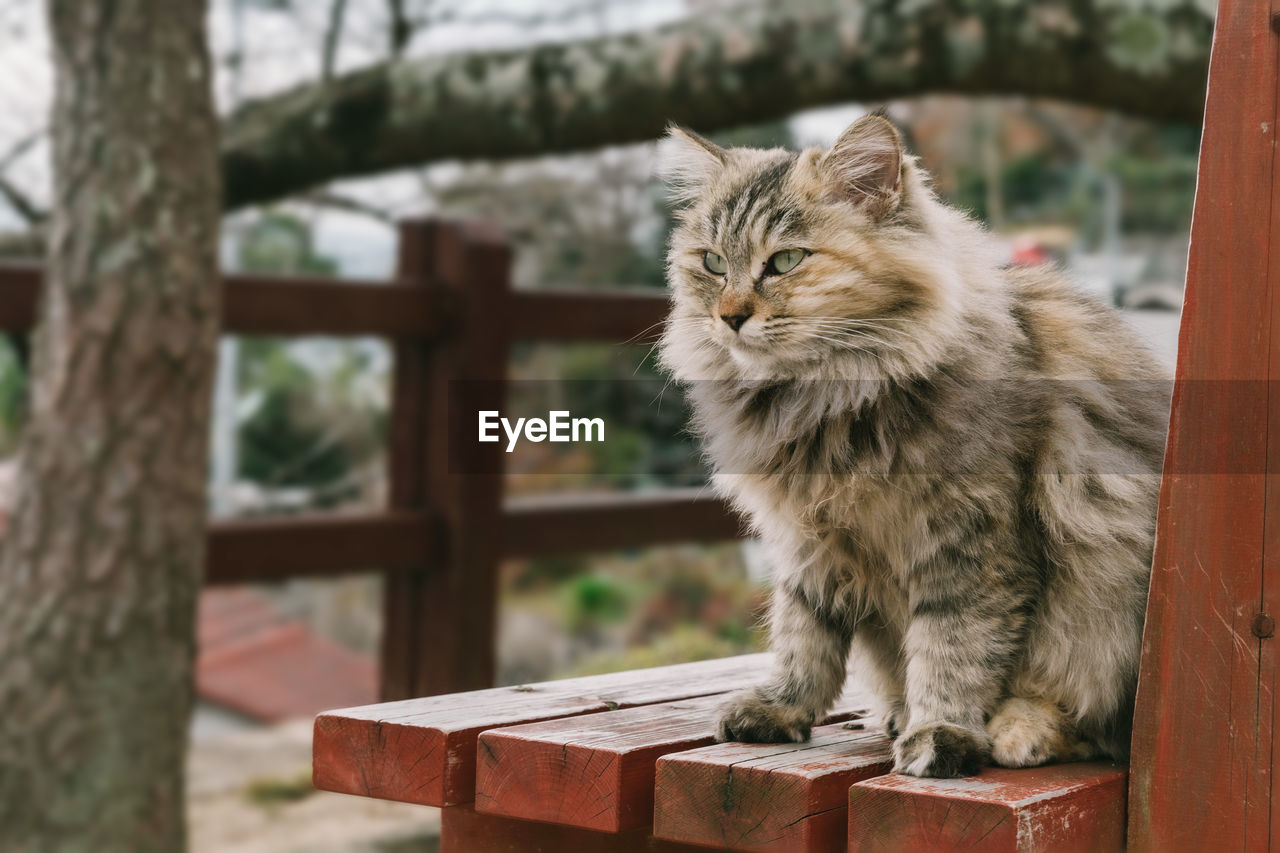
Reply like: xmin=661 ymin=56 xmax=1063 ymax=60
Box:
xmin=0 ymin=0 xmax=1198 ymax=850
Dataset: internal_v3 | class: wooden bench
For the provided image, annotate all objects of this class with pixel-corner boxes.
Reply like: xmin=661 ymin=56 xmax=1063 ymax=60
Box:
xmin=314 ymin=3 xmax=1280 ymax=849
xmin=313 ymin=655 xmax=1128 ymax=852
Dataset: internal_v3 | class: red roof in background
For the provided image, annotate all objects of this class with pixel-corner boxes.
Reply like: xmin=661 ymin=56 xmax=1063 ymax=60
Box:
xmin=197 ymin=587 xmax=377 ymax=722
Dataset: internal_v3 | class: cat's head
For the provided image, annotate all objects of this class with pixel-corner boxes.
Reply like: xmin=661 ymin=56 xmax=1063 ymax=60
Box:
xmin=659 ymin=115 xmax=979 ymax=382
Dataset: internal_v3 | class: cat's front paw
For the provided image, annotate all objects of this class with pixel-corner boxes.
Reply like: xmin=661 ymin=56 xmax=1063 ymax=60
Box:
xmin=893 ymin=722 xmax=991 ymax=778
xmin=715 ymin=690 xmax=813 ymax=744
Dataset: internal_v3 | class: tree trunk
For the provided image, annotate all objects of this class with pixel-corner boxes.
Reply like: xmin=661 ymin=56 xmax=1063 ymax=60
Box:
xmin=0 ymin=1 xmax=220 ymax=849
xmin=221 ymin=0 xmax=1213 ymax=211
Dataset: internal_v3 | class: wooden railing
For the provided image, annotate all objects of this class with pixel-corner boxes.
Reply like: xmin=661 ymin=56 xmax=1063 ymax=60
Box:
xmin=0 ymin=218 xmax=743 ymax=700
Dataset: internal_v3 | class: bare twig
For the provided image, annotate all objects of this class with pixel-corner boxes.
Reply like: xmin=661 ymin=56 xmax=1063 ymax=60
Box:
xmin=0 ymin=130 xmax=43 ymax=173
xmin=0 ymin=176 xmax=47 ymax=225
xmin=304 ymin=190 xmax=395 ymax=223
xmin=321 ymin=0 xmax=350 ymax=82
xmin=387 ymin=0 xmax=411 ymax=57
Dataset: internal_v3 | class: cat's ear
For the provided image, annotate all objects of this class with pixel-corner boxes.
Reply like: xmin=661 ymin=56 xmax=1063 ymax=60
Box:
xmin=661 ymin=125 xmax=728 ymax=206
xmin=819 ymin=114 xmax=903 ymax=219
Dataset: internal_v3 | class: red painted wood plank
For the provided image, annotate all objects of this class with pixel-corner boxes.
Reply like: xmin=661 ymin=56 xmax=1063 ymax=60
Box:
xmin=204 ymin=510 xmax=443 ymax=584
xmin=441 ymin=804 xmax=707 ymax=853
xmin=506 ymin=289 xmax=669 ymax=343
xmin=502 ymin=490 xmax=744 ymax=558
xmin=848 ymin=763 xmax=1127 ymax=853
xmin=1129 ymin=2 xmax=1280 ymax=849
xmin=474 ymin=684 xmax=874 ymax=833
xmin=0 ymin=261 xmax=451 ymax=336
xmin=312 ymin=654 xmax=770 ymax=807
xmin=653 ymin=723 xmax=893 ymax=852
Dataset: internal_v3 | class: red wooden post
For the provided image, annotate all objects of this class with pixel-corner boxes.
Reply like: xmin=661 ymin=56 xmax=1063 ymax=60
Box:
xmin=1128 ymin=2 xmax=1280 ymax=849
xmin=381 ymin=220 xmax=511 ymax=699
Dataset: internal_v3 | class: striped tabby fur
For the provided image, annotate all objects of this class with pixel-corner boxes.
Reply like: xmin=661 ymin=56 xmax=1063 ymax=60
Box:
xmin=657 ymin=115 xmax=1169 ymax=777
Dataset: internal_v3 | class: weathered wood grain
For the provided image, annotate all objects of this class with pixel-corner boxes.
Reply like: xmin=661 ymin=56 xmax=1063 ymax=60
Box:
xmin=1128 ymin=2 xmax=1280 ymax=849
xmin=474 ymin=684 xmax=873 ymax=833
xmin=848 ymin=763 xmax=1127 ymax=852
xmin=653 ymin=722 xmax=892 ymax=852
xmin=313 ymin=654 xmax=770 ymax=807
xmin=441 ymin=804 xmax=707 ymax=853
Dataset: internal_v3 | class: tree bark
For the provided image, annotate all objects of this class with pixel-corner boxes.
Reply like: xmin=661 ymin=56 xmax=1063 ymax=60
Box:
xmin=0 ymin=1 xmax=220 ymax=850
xmin=221 ymin=0 xmax=1214 ymax=210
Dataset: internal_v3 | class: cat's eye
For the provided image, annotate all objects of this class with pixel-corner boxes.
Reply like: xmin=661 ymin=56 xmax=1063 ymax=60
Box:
xmin=703 ymin=251 xmax=728 ymax=275
xmin=767 ymin=249 xmax=806 ymax=275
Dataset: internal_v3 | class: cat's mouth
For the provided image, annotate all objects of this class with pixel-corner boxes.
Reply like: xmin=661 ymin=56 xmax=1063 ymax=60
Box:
xmin=720 ymin=332 xmax=776 ymax=367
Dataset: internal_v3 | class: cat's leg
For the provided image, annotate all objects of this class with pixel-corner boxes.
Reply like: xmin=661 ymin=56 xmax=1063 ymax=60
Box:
xmin=892 ymin=549 xmax=1030 ymax=777
xmin=986 ymin=695 xmax=1099 ymax=767
xmin=715 ymin=581 xmax=854 ymax=743
xmin=849 ymin=613 xmax=907 ymax=738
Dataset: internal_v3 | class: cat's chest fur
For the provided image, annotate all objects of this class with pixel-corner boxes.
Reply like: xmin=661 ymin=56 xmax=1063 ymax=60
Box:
xmin=692 ymin=378 xmax=988 ymax=621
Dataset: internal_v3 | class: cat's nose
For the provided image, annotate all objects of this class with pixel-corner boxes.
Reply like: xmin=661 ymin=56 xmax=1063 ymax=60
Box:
xmin=720 ymin=312 xmax=752 ymax=332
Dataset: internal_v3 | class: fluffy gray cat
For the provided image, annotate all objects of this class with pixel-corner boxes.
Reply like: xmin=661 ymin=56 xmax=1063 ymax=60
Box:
xmin=657 ymin=115 xmax=1169 ymax=778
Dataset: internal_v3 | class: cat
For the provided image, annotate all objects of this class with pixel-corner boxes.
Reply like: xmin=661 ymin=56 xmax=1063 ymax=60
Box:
xmin=657 ymin=114 xmax=1170 ymax=778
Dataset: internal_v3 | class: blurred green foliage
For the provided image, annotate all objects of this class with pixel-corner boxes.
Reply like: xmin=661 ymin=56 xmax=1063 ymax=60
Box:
xmin=235 ymin=338 xmax=385 ymax=500
xmin=0 ymin=336 xmax=27 ymax=455
xmin=952 ymin=117 xmax=1199 ymax=238
xmin=242 ymin=771 xmax=316 ymax=812
xmin=231 ymin=212 xmax=387 ymax=508
xmin=1111 ymin=156 xmax=1198 ymax=232
xmin=237 ymin=211 xmax=338 ymax=276
xmin=504 ymin=542 xmax=767 ymax=681
xmin=565 ymin=573 xmax=631 ymax=631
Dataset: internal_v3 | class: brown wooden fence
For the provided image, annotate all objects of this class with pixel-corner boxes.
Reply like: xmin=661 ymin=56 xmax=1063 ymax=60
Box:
xmin=0 ymin=218 xmax=743 ymax=700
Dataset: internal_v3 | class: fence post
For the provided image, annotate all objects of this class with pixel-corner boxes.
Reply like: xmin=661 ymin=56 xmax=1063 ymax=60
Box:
xmin=381 ymin=219 xmax=511 ymax=700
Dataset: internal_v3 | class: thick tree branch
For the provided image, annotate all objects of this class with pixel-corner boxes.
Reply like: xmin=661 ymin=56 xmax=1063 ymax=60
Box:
xmin=221 ymin=0 xmax=1213 ymax=211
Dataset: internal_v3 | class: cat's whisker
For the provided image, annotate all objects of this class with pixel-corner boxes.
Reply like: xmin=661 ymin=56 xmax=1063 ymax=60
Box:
xmin=798 ymin=319 xmax=917 ymax=340
xmin=798 ymin=322 xmax=912 ymax=345
xmin=797 ymin=315 xmax=919 ymax=332
xmin=797 ymin=333 xmax=896 ymax=366
xmin=792 ymin=329 xmax=908 ymax=357
xmin=623 ymin=317 xmax=678 ymax=345
xmin=641 ymin=318 xmax=714 ymax=374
